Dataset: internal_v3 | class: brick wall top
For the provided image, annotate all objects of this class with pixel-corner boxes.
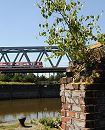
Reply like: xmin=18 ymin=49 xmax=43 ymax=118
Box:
xmin=60 ymin=77 xmax=105 ymax=90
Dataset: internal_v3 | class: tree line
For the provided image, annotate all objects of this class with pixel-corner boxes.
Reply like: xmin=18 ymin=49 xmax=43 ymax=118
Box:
xmin=0 ymin=73 xmax=65 ymax=83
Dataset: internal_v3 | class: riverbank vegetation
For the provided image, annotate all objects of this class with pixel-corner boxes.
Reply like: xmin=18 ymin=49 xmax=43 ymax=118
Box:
xmin=0 ymin=117 xmax=61 ymax=130
xmin=0 ymin=73 xmax=65 ymax=84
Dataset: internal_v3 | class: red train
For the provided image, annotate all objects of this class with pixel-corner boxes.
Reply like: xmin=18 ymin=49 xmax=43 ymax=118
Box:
xmin=0 ymin=61 xmax=43 ymax=68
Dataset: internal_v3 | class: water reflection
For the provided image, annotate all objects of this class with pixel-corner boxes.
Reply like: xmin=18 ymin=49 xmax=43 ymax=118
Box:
xmin=0 ymin=98 xmax=61 ymax=123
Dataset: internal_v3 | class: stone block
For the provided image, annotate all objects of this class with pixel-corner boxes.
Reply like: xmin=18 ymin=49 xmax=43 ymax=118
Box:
xmin=65 ymin=83 xmax=74 ymax=90
xmin=65 ymin=90 xmax=72 ymax=97
xmin=72 ymin=104 xmax=82 ymax=111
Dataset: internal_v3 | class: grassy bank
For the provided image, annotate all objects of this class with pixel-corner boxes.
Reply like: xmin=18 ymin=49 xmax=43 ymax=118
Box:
xmin=0 ymin=117 xmax=61 ymax=130
xmin=0 ymin=122 xmax=59 ymax=130
xmin=0 ymin=81 xmax=34 ymax=85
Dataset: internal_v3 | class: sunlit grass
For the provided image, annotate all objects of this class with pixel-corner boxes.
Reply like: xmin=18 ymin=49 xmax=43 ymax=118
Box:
xmin=0 ymin=121 xmax=60 ymax=130
xmin=0 ymin=81 xmax=34 ymax=84
xmin=0 ymin=123 xmax=18 ymax=130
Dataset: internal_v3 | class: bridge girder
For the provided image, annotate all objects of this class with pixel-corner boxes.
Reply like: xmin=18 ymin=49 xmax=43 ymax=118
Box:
xmin=0 ymin=67 xmax=66 ymax=73
xmin=0 ymin=46 xmax=71 ymax=72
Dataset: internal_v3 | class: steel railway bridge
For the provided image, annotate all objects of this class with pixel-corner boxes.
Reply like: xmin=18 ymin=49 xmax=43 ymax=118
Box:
xmin=0 ymin=46 xmax=71 ymax=73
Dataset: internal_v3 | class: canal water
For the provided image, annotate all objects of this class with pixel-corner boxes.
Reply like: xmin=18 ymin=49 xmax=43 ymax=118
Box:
xmin=0 ymin=98 xmax=61 ymax=123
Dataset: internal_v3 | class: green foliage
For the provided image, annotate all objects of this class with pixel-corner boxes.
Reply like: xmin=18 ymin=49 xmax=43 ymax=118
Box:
xmin=38 ymin=75 xmax=47 ymax=81
xmin=11 ymin=73 xmax=36 ymax=83
xmin=0 ymin=73 xmax=64 ymax=83
xmin=39 ymin=116 xmax=61 ymax=128
xmin=54 ymin=73 xmax=66 ymax=81
xmin=37 ymin=0 xmax=102 ymax=64
xmin=39 ymin=117 xmax=54 ymax=128
xmin=48 ymin=73 xmax=65 ymax=82
xmin=0 ymin=73 xmax=36 ymax=83
xmin=48 ymin=75 xmax=55 ymax=81
xmin=11 ymin=74 xmax=21 ymax=82
xmin=97 ymin=33 xmax=105 ymax=44
xmin=22 ymin=73 xmax=36 ymax=83
xmin=0 ymin=74 xmax=12 ymax=82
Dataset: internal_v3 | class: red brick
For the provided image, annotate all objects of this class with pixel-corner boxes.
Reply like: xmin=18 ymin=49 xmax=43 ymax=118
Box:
xmin=60 ymin=75 xmax=105 ymax=129
xmin=61 ymin=117 xmax=71 ymax=123
xmin=61 ymin=109 xmax=66 ymax=116
xmin=66 ymin=110 xmax=75 ymax=117
xmin=60 ymin=77 xmax=67 ymax=84
xmin=62 ymin=103 xmax=72 ymax=110
xmin=61 ymin=122 xmax=66 ymax=130
xmin=79 ymin=97 xmax=85 ymax=105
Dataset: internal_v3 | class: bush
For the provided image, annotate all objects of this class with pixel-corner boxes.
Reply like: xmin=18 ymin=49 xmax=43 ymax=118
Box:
xmin=0 ymin=74 xmax=13 ymax=82
xmin=39 ymin=116 xmax=61 ymax=128
xmin=22 ymin=73 xmax=36 ymax=83
xmin=11 ymin=74 xmax=23 ymax=82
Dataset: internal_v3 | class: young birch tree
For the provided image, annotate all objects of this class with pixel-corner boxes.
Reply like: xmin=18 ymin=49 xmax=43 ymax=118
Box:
xmin=37 ymin=0 xmax=103 ymax=66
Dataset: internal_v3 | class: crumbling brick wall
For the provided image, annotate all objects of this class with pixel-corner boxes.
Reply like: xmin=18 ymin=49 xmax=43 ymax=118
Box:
xmin=60 ymin=77 xmax=105 ymax=130
xmin=60 ymin=44 xmax=105 ymax=130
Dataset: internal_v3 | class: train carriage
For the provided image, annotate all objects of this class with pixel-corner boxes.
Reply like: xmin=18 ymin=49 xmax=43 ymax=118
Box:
xmin=0 ymin=61 xmax=43 ymax=68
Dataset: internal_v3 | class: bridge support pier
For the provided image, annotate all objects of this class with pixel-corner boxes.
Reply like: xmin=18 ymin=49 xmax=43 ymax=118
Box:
xmin=60 ymin=77 xmax=105 ymax=130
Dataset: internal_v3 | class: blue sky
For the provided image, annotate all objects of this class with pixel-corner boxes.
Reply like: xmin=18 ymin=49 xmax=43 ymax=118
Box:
xmin=0 ymin=0 xmax=105 ymax=47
